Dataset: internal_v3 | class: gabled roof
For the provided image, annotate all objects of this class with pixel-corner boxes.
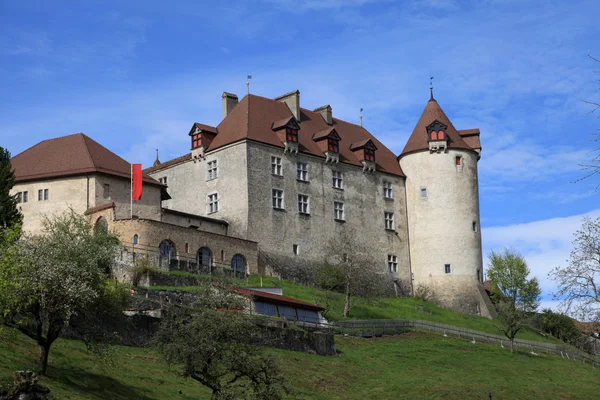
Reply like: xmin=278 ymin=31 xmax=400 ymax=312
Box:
xmin=271 ymin=116 xmax=297 ymax=131
xmin=158 ymin=94 xmax=404 ymax=177
xmin=399 ymin=99 xmax=478 ymax=159
xmin=350 ymin=138 xmax=377 ymax=151
xmin=312 ymin=127 xmax=340 ymax=141
xmin=12 ymin=133 xmax=162 ymax=185
xmin=458 ymin=128 xmax=482 ymax=152
xmin=233 ymin=287 xmax=324 ymax=312
xmin=189 ymin=122 xmax=218 ymax=135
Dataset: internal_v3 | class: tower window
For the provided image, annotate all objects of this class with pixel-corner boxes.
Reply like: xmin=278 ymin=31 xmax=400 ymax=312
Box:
xmin=364 ymin=147 xmax=375 ymax=162
xmin=293 ymin=244 xmax=299 ymax=255
xmin=472 ymin=221 xmax=478 ymax=232
xmin=133 ymin=234 xmax=139 ymax=245
xmin=455 ymin=156 xmax=462 ymax=166
xmin=420 ymin=187 xmax=427 ymax=198
xmin=444 ymin=264 xmax=451 ymax=274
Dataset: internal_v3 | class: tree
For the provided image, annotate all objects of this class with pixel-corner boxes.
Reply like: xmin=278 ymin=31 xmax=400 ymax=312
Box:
xmin=487 ymin=248 xmax=541 ymax=353
xmin=537 ymin=309 xmax=580 ymax=345
xmin=153 ymin=284 xmax=288 ymax=400
xmin=324 ymin=229 xmax=390 ymax=317
xmin=0 ymin=210 xmax=128 ymax=375
xmin=0 ymin=147 xmax=22 ymax=229
xmin=551 ymin=216 xmax=600 ymax=323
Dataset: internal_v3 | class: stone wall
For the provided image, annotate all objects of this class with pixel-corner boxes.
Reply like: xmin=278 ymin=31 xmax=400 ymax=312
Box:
xmin=93 ymin=174 xmax=162 ymax=221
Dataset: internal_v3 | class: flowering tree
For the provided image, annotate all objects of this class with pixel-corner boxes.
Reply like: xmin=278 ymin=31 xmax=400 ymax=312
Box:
xmin=0 ymin=210 xmax=128 ymax=375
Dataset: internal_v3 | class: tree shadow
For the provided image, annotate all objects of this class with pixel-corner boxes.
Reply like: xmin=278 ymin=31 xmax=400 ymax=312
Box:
xmin=48 ymin=366 xmax=154 ymax=400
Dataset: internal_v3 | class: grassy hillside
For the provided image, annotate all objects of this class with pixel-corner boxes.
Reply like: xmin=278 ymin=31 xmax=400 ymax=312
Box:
xmin=144 ymin=274 xmax=558 ymax=343
xmin=1 ymin=328 xmax=597 ymax=400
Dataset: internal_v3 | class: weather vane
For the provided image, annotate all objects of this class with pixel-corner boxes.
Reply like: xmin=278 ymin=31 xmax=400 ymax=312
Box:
xmin=429 ymin=75 xmax=434 ymax=100
xmin=360 ymin=107 xmax=364 ymax=127
xmin=246 ymin=74 xmax=252 ymax=95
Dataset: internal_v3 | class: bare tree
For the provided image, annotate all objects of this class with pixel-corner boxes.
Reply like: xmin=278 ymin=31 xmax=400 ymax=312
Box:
xmin=551 ymin=216 xmax=600 ymax=323
xmin=324 ymin=229 xmax=387 ymax=317
xmin=577 ymin=55 xmax=600 ymax=188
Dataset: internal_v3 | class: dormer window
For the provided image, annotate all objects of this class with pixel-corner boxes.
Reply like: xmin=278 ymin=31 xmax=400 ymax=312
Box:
xmin=364 ymin=147 xmax=375 ymax=162
xmin=426 ymin=120 xmax=448 ymax=153
xmin=349 ymin=139 xmax=377 ymax=173
xmin=286 ymin=127 xmax=298 ymax=142
xmin=191 ymin=133 xmax=201 ymax=150
xmin=327 ymin=138 xmax=339 ymax=153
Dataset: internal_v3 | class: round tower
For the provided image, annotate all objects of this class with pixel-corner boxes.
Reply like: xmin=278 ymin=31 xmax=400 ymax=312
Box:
xmin=399 ymin=95 xmax=490 ymax=316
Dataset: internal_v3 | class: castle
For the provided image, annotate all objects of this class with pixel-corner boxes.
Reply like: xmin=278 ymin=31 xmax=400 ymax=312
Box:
xmin=10 ymin=88 xmax=493 ymax=317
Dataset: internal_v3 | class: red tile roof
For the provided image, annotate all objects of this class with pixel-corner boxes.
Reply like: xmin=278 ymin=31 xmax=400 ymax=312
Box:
xmin=399 ymin=99 xmax=479 ymax=159
xmin=190 ymin=122 xmax=218 ymax=135
xmin=84 ymin=202 xmax=115 ymax=215
xmin=12 ymin=133 xmax=162 ymax=186
xmin=233 ymin=287 xmax=324 ymax=311
xmin=154 ymin=94 xmax=405 ymax=177
xmin=458 ymin=128 xmax=482 ymax=152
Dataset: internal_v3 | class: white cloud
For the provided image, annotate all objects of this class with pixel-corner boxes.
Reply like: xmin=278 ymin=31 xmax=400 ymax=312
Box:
xmin=483 ymin=209 xmax=600 ymax=298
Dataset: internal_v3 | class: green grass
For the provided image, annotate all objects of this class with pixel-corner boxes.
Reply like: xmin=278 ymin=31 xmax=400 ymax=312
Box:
xmin=1 ymin=329 xmax=597 ymax=400
xmin=141 ymin=274 xmax=558 ymax=343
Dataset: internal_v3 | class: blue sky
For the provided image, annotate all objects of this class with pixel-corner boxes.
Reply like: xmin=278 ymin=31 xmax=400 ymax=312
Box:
xmin=1 ymin=0 xmax=599 ymax=309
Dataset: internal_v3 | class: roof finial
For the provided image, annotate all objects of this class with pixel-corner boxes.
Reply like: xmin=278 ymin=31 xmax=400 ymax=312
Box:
xmin=153 ymin=148 xmax=161 ymax=167
xmin=359 ymin=107 xmax=363 ymax=127
xmin=429 ymin=75 xmax=435 ymax=101
xmin=246 ymin=74 xmax=252 ymax=95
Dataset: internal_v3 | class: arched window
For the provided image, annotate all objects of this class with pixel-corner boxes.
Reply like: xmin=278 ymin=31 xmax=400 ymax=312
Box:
xmin=197 ymin=247 xmax=212 ymax=267
xmin=231 ymin=254 xmax=247 ymax=274
xmin=133 ymin=234 xmax=139 ymax=245
xmin=159 ymin=240 xmax=176 ymax=260
xmin=94 ymin=217 xmax=108 ymax=235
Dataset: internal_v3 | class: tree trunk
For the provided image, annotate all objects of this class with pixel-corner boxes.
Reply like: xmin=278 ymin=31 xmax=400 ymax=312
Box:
xmin=343 ymin=279 xmax=351 ymax=317
xmin=39 ymin=342 xmax=50 ymax=376
xmin=509 ymin=339 xmax=514 ymax=354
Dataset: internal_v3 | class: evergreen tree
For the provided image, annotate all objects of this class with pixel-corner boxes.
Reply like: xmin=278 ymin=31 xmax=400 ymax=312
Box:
xmin=0 ymin=147 xmax=22 ymax=229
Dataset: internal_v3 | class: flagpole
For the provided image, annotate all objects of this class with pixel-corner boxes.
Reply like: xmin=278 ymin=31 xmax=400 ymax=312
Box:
xmin=130 ymin=163 xmax=133 ymax=219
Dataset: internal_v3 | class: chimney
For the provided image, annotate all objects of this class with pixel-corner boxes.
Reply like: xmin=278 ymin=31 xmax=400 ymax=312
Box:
xmin=222 ymin=92 xmax=238 ymax=119
xmin=275 ymin=90 xmax=301 ymax=121
xmin=314 ymin=105 xmax=332 ymax=125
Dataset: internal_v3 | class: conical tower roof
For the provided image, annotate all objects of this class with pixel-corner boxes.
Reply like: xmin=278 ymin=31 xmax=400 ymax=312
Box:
xmin=399 ymin=98 xmax=476 ymax=159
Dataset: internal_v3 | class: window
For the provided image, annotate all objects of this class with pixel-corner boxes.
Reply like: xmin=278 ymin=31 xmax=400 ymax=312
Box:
xmin=420 ymin=187 xmax=427 ymax=198
xmin=103 ymin=184 xmax=110 ymax=199
xmin=133 ymin=234 xmax=139 ymax=245
xmin=297 ymin=162 xmax=308 ymax=181
xmin=286 ymin=127 xmax=298 ymax=142
xmin=23 ymin=191 xmax=28 ymax=203
xmin=207 ymin=160 xmax=218 ymax=180
xmin=271 ymin=156 xmax=282 ymax=175
xmin=388 ymin=254 xmax=398 ymax=273
xmin=384 ymin=212 xmax=395 ymax=230
xmin=297 ymin=194 xmax=309 ymax=214
xmin=207 ymin=193 xmax=219 ymax=213
xmin=185 ymin=243 xmax=189 ymax=253
xmin=38 ymin=190 xmax=43 ymax=201
xmin=383 ymin=181 xmax=393 ymax=199
xmin=15 ymin=192 xmax=22 ymax=203
xmin=293 ymin=244 xmax=299 ymax=255
xmin=255 ymin=301 xmax=278 ymax=317
xmin=328 ymin=138 xmax=339 ymax=153
xmin=364 ymin=148 xmax=375 ymax=162
xmin=272 ymin=189 xmax=284 ymax=209
xmin=472 ymin=221 xmax=478 ymax=232
xmin=231 ymin=254 xmax=247 ymax=274
xmin=334 ymin=201 xmax=345 ymax=221
xmin=445 ymin=264 xmax=451 ymax=274
xmin=197 ymin=247 xmax=212 ymax=267
xmin=332 ymin=171 xmax=343 ymax=189
xmin=159 ymin=240 xmax=177 ymax=261
xmin=159 ymin=176 xmax=168 ymax=185
xmin=191 ymin=133 xmax=201 ymax=149
xmin=44 ymin=189 xmax=48 ymax=200
xmin=455 ymin=156 xmax=462 ymax=166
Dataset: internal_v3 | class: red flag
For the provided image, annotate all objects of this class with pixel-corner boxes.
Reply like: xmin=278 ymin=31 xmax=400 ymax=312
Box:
xmin=132 ymin=164 xmax=143 ymax=201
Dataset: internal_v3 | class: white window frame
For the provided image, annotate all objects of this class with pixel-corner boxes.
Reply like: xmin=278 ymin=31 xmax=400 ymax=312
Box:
xmin=297 ymin=194 xmax=309 ymax=214
xmin=383 ymin=181 xmax=393 ymax=199
xmin=207 ymin=160 xmax=218 ymax=181
xmin=44 ymin=189 xmax=48 ymax=201
xmin=207 ymin=192 xmax=219 ymax=214
xmin=332 ymin=171 xmax=343 ymax=189
xmin=297 ymin=162 xmax=308 ymax=181
xmin=420 ymin=187 xmax=428 ymax=198
xmin=271 ymin=156 xmax=282 ymax=176
xmin=334 ymin=201 xmax=345 ymax=221
xmin=384 ymin=212 xmax=395 ymax=230
xmin=272 ymin=189 xmax=284 ymax=209
xmin=388 ymin=254 xmax=398 ymax=273
xmin=38 ymin=189 xmax=43 ymax=201
xmin=23 ymin=191 xmax=28 ymax=203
